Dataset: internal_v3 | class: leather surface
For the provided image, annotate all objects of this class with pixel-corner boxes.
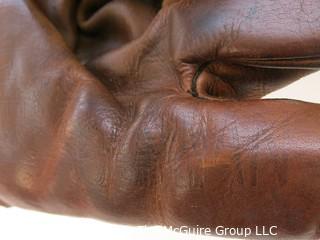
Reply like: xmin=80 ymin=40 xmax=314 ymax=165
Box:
xmin=0 ymin=0 xmax=320 ymax=238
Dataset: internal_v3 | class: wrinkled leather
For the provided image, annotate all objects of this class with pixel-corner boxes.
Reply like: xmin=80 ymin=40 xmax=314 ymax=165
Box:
xmin=0 ymin=0 xmax=320 ymax=238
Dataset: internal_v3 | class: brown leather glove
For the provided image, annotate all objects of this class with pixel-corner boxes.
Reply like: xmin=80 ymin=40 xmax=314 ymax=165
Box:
xmin=0 ymin=0 xmax=320 ymax=238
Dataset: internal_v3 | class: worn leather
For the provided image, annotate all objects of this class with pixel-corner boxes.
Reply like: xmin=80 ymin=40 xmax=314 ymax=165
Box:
xmin=0 ymin=0 xmax=320 ymax=238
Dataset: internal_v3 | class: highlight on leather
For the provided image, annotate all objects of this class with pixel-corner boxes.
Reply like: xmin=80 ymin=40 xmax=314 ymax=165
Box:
xmin=0 ymin=0 xmax=320 ymax=239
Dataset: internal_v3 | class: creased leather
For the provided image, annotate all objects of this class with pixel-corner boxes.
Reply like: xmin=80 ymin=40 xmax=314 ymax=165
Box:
xmin=0 ymin=0 xmax=320 ymax=238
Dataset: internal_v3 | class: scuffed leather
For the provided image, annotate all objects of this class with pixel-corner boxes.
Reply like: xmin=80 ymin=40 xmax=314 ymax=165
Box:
xmin=0 ymin=0 xmax=320 ymax=238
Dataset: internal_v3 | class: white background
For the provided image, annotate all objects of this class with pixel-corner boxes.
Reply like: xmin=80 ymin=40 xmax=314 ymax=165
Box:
xmin=0 ymin=71 xmax=319 ymax=240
